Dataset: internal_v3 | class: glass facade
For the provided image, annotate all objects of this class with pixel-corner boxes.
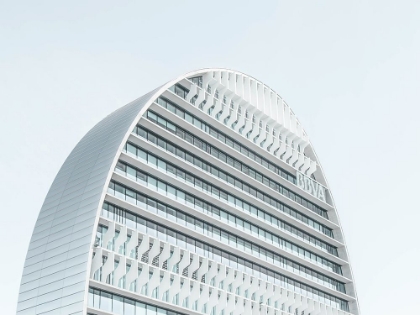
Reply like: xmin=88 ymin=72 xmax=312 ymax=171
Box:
xmin=132 ymin=125 xmax=334 ymax=238
xmin=146 ymin=106 xmax=329 ymax=219
xmin=110 ymin=175 xmax=345 ymax=292
xmin=99 ymin=203 xmax=348 ymax=309
xmin=88 ymin=288 xmax=185 ymax=315
xmin=110 ymin=160 xmax=341 ymax=273
xmin=120 ymin=139 xmax=337 ymax=255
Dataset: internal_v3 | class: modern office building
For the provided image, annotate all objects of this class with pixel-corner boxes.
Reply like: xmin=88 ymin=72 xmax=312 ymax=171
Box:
xmin=17 ymin=69 xmax=360 ymax=315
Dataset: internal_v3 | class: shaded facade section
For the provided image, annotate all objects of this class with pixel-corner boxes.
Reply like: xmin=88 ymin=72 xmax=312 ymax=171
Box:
xmin=17 ymin=90 xmax=158 ymax=315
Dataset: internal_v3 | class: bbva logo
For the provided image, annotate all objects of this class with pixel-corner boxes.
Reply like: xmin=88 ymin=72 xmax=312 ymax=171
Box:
xmin=296 ymin=172 xmax=326 ymax=203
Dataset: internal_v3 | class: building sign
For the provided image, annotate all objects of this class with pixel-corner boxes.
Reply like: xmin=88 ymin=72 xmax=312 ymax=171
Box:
xmin=296 ymin=171 xmax=327 ymax=203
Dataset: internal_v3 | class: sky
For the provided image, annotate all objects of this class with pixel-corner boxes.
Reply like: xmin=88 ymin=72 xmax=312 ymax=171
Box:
xmin=0 ymin=1 xmax=419 ymax=314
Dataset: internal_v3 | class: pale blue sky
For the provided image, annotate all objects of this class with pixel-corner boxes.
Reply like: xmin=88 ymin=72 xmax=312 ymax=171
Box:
xmin=1 ymin=1 xmax=419 ymax=314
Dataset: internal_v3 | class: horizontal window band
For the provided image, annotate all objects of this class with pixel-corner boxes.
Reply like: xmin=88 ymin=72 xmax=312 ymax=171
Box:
xmin=122 ymin=140 xmax=338 ymax=257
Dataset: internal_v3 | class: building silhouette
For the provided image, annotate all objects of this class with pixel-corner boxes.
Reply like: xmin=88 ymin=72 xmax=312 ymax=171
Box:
xmin=17 ymin=69 xmax=360 ymax=315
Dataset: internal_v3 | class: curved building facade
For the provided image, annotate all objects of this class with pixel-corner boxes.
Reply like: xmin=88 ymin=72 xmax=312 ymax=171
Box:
xmin=17 ymin=69 xmax=360 ymax=315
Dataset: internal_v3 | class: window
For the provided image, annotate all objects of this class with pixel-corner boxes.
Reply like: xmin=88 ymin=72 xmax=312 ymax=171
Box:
xmin=147 ymin=111 xmax=157 ymax=121
xmin=112 ymin=294 xmax=124 ymax=314
xmin=185 ymin=113 xmax=193 ymax=124
xmin=100 ymin=291 xmax=112 ymax=312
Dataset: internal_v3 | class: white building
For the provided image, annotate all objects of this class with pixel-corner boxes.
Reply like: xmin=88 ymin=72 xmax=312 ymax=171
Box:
xmin=17 ymin=69 xmax=360 ymax=315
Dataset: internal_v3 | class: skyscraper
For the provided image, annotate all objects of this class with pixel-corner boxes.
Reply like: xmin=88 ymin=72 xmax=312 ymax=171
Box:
xmin=17 ymin=69 xmax=360 ymax=315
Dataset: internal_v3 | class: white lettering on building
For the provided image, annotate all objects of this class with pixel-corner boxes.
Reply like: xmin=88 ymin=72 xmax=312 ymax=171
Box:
xmin=296 ymin=172 xmax=327 ymax=203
